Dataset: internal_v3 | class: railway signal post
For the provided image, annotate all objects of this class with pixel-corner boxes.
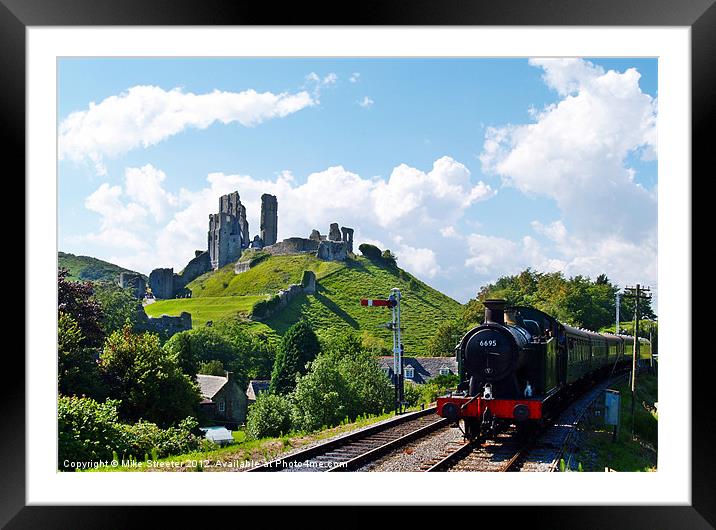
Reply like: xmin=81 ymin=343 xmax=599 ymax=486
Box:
xmin=361 ymin=288 xmax=405 ymax=414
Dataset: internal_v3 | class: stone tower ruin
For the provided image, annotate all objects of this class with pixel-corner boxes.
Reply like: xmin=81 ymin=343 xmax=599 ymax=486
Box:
xmin=208 ymin=191 xmax=248 ymax=270
xmin=260 ymin=194 xmax=278 ymax=247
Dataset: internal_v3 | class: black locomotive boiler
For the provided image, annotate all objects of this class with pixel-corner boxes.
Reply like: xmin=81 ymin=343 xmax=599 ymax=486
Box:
xmin=437 ymin=299 xmax=651 ymax=439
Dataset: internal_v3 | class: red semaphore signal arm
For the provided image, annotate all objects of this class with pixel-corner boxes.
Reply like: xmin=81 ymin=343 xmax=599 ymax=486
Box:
xmin=360 ymin=299 xmax=392 ymax=307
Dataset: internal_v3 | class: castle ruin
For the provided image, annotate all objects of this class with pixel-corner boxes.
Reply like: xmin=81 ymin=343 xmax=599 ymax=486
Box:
xmin=208 ymin=191 xmax=248 ymax=270
xmin=260 ymin=194 xmax=278 ymax=247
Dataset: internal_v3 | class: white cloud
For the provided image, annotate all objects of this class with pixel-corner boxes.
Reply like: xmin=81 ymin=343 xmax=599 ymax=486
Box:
xmin=476 ymin=58 xmax=657 ymax=299
xmin=124 ymin=164 xmax=178 ymax=222
xmin=358 ymin=96 xmax=374 ymax=108
xmin=59 ymin=85 xmax=315 ymax=174
xmin=480 ymin=58 xmax=656 ymax=242
xmin=395 ymin=244 xmax=441 ymax=278
xmin=349 ymin=72 xmax=360 ymax=83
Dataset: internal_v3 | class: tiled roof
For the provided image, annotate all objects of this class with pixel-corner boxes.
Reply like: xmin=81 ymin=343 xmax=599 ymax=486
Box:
xmin=196 ymin=374 xmax=228 ymax=399
xmin=246 ymin=379 xmax=270 ymax=401
xmin=378 ymin=356 xmax=458 ymax=384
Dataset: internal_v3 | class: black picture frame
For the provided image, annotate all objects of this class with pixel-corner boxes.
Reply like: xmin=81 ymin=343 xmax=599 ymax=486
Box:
xmin=5 ymin=0 xmax=709 ymax=527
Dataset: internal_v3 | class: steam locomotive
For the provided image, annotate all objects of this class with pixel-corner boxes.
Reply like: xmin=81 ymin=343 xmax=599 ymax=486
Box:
xmin=436 ymin=299 xmax=652 ymax=439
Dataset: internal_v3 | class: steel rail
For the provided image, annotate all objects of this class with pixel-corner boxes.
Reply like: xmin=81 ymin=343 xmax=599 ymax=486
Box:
xmin=247 ymin=406 xmax=437 ymax=472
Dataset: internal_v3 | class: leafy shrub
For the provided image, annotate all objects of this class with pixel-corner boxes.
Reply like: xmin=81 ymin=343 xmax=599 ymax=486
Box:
xmin=402 ymin=381 xmax=422 ymax=407
xmin=58 ymin=396 xmax=201 ymax=470
xmin=358 ymin=243 xmax=382 ymax=260
xmin=291 ymin=332 xmax=393 ymax=432
xmin=100 ymin=325 xmax=200 ymax=427
xmin=198 ymin=360 xmax=225 ymax=376
xmin=246 ymin=393 xmax=294 ymax=439
xmin=58 ymin=396 xmax=126 ymax=469
xmin=119 ymin=417 xmax=201 ymax=458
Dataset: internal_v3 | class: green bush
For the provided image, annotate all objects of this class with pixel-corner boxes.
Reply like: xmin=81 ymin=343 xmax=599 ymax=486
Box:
xmin=358 ymin=243 xmax=382 ymax=260
xmin=100 ymin=325 xmax=200 ymax=427
xmin=119 ymin=417 xmax=201 ymax=458
xmin=58 ymin=395 xmax=126 ymax=469
xmin=58 ymin=396 xmax=201 ymax=470
xmin=403 ymin=381 xmax=422 ymax=407
xmin=291 ymin=331 xmax=393 ymax=432
xmin=246 ymin=393 xmax=294 ymax=439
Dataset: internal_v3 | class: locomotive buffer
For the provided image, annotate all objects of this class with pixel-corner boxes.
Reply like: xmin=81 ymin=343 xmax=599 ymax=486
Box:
xmin=360 ymin=288 xmax=406 ymax=414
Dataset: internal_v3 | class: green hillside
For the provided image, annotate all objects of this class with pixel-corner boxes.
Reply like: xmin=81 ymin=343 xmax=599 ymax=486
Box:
xmin=144 ymin=295 xmax=267 ymax=328
xmin=58 ymin=251 xmax=145 ymax=283
xmin=187 ymin=252 xmax=343 ymax=297
xmin=147 ymin=253 xmax=463 ymax=354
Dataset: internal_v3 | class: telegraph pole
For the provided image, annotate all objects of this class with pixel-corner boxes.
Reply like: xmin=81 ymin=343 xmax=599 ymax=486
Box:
xmin=623 ymin=284 xmax=651 ymax=437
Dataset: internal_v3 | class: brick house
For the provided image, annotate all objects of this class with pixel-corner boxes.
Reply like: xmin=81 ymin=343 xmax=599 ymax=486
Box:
xmin=378 ymin=357 xmax=458 ymax=384
xmin=196 ymin=371 xmax=248 ymax=429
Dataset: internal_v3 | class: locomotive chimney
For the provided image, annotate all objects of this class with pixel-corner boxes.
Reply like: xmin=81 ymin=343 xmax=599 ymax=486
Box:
xmin=484 ymin=299 xmax=506 ymax=325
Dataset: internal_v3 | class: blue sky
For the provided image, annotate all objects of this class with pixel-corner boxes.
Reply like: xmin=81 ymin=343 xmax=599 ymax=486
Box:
xmin=58 ymin=57 xmax=658 ymax=305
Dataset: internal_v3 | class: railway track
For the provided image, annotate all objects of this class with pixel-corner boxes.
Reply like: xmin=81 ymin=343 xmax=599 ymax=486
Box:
xmin=248 ymin=406 xmax=448 ymax=472
xmin=425 ymin=373 xmax=629 ymax=472
xmin=423 ymin=427 xmax=527 ymax=472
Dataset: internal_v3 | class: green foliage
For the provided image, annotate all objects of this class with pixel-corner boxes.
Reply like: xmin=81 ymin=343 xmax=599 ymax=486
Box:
xmin=92 ymin=282 xmax=144 ymax=336
xmin=58 ymin=312 xmax=105 ymax=399
xmin=358 ymin=243 xmax=383 ymax=260
xmin=58 ymin=396 xmax=123 ymax=469
xmin=270 ymin=320 xmax=320 ymax=395
xmin=418 ymin=374 xmax=460 ymax=405
xmin=246 ymin=392 xmax=294 ymax=439
xmin=119 ymin=417 xmax=201 ymax=460
xmin=58 ymin=396 xmax=200 ymax=469
xmin=198 ymin=360 xmax=225 ymax=376
xmin=58 ymin=268 xmax=104 ymax=347
xmin=402 ymin=381 xmax=422 ymax=408
xmin=381 ymin=249 xmax=397 ymax=266
xmin=58 ymin=251 xmax=145 ymax=283
xmin=100 ymin=325 xmax=200 ymax=427
xmin=291 ymin=331 xmax=393 ymax=432
xmin=425 ymin=320 xmax=465 ymax=356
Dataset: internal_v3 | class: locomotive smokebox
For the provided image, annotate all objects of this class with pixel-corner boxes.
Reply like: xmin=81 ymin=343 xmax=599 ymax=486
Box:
xmin=484 ymin=299 xmax=506 ymax=325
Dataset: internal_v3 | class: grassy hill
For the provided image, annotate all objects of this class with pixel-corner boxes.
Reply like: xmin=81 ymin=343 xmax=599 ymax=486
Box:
xmin=147 ymin=252 xmax=463 ymax=354
xmin=144 ymin=295 xmax=266 ymax=328
xmin=58 ymin=251 xmax=145 ymax=283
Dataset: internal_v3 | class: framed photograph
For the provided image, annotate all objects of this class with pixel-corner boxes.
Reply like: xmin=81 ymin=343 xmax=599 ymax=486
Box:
xmin=6 ymin=0 xmax=710 ymax=526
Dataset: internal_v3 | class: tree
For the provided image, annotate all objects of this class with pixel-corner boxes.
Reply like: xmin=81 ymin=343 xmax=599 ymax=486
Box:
xmin=269 ymin=320 xmax=320 ymax=395
xmin=198 ymin=360 xmax=225 ymax=376
xmin=58 ymin=312 xmax=105 ymax=399
xmin=425 ymin=320 xmax=464 ymax=357
xmin=381 ymin=249 xmax=397 ymax=266
xmin=58 ymin=268 xmax=104 ymax=347
xmin=91 ymin=282 xmax=144 ymax=336
xmin=163 ymin=326 xmax=251 ymax=391
xmin=358 ymin=243 xmax=382 ymax=260
xmin=245 ymin=392 xmax=294 ymax=439
xmin=100 ymin=325 xmax=200 ymax=427
xmin=291 ymin=331 xmax=393 ymax=432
